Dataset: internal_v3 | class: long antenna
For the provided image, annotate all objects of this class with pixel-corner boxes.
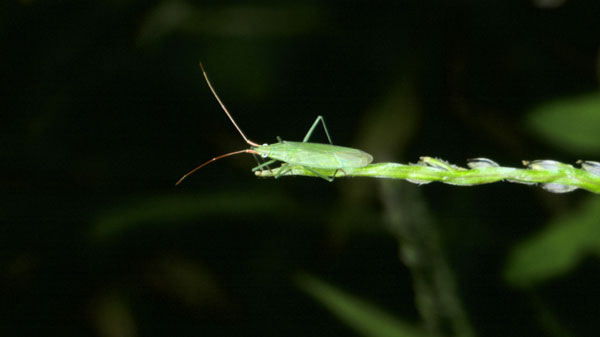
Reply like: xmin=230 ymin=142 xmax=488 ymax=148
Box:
xmin=176 ymin=149 xmax=259 ymax=185
xmin=199 ymin=62 xmax=260 ymax=147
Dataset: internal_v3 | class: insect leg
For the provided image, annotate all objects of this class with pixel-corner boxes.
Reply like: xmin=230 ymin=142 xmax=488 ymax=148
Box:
xmin=304 ymin=166 xmax=334 ymax=182
xmin=270 ymin=164 xmax=334 ymax=181
xmin=252 ymin=159 xmax=278 ymax=172
xmin=302 ymin=115 xmax=333 ymax=144
xmin=274 ymin=163 xmax=292 ymax=179
xmin=250 ymin=153 xmax=275 ymax=175
xmin=251 ymin=153 xmax=261 ymax=166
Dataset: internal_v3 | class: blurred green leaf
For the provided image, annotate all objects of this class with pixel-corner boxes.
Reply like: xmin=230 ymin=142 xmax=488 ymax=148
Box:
xmin=137 ymin=1 xmax=324 ymax=45
xmin=90 ymin=192 xmax=295 ymax=240
xmin=294 ymin=271 xmax=427 ymax=337
xmin=91 ymin=291 xmax=136 ymax=337
xmin=148 ymin=255 xmax=228 ymax=308
xmin=525 ymin=93 xmax=600 ymax=154
xmin=504 ymin=196 xmax=600 ymax=287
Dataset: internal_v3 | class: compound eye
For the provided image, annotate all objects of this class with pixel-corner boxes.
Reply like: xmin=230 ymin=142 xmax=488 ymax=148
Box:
xmin=262 ymin=143 xmax=268 ymax=146
xmin=261 ymin=153 xmax=268 ymax=158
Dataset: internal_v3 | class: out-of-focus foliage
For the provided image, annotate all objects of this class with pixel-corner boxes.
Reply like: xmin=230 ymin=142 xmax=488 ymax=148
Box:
xmin=90 ymin=192 xmax=296 ymax=240
xmin=526 ymin=93 xmax=600 ymax=155
xmin=295 ymin=272 xmax=426 ymax=337
xmin=505 ymin=196 xmax=600 ymax=287
xmin=506 ymin=91 xmax=600 ymax=288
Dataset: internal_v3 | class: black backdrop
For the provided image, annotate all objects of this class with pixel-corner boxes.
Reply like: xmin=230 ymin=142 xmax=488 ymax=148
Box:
xmin=2 ymin=1 xmax=600 ymax=336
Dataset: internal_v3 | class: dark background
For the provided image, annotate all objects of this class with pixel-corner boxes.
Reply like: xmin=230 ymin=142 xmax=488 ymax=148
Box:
xmin=2 ymin=1 xmax=600 ymax=336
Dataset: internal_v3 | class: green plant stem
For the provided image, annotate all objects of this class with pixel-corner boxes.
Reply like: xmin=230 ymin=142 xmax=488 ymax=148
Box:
xmin=379 ymin=182 xmax=475 ymax=337
xmin=254 ymin=157 xmax=600 ymax=193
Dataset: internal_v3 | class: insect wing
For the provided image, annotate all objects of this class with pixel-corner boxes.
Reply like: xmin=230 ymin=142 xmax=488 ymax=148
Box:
xmin=331 ymin=147 xmax=373 ymax=167
xmin=269 ymin=142 xmax=372 ymax=169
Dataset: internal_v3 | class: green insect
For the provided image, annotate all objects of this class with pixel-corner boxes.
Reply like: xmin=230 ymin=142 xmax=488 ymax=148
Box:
xmin=175 ymin=63 xmax=373 ymax=185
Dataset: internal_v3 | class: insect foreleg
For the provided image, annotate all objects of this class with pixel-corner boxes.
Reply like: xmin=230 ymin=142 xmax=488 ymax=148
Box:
xmin=250 ymin=153 xmax=274 ymax=174
xmin=252 ymin=159 xmax=278 ymax=172
xmin=250 ymin=153 xmax=261 ymax=166
xmin=302 ymin=115 xmax=333 ymax=144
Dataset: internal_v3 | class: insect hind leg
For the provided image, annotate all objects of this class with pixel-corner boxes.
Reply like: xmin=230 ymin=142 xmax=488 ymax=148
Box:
xmin=302 ymin=115 xmax=333 ymax=144
xmin=270 ymin=164 xmax=334 ymax=182
xmin=305 ymin=167 xmax=335 ymax=182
